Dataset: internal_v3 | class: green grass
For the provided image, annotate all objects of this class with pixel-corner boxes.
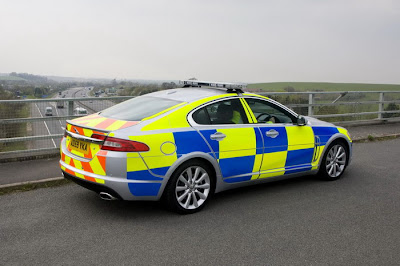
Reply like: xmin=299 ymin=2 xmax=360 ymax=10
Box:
xmin=248 ymin=82 xmax=400 ymax=92
xmin=0 ymin=76 xmax=26 ymax=81
xmin=0 ymin=104 xmax=29 ymax=152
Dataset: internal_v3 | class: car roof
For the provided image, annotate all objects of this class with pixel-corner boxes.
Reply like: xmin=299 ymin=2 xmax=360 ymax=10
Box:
xmin=145 ymin=88 xmax=235 ymax=103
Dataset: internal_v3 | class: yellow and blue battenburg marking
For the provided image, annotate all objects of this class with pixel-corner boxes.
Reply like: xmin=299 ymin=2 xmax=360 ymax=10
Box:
xmin=125 ymin=125 xmax=348 ymax=196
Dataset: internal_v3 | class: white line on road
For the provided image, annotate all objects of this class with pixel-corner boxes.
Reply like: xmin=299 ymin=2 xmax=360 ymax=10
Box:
xmin=35 ymin=103 xmax=57 ymax=148
xmin=52 ymin=101 xmax=64 ymax=127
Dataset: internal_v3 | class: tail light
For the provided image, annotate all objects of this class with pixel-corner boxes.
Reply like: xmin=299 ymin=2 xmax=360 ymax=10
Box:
xmin=91 ymin=134 xmax=149 ymax=152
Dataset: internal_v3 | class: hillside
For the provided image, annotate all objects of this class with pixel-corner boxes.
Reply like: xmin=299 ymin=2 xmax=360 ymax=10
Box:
xmin=0 ymin=75 xmax=26 ymax=81
xmin=247 ymin=82 xmax=400 ymax=92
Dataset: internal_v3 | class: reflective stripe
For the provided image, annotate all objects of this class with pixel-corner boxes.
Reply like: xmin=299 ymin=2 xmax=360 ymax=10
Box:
xmin=240 ymin=98 xmax=257 ymax=123
xmin=141 ymin=102 xmax=187 ymax=121
xmin=70 ymin=114 xmax=139 ymax=131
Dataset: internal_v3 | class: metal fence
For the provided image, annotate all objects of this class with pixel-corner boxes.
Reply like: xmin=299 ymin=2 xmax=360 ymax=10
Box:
xmin=259 ymin=91 xmax=400 ymax=122
xmin=1 ymin=91 xmax=400 ymax=160
xmin=0 ymin=96 xmax=131 ymax=160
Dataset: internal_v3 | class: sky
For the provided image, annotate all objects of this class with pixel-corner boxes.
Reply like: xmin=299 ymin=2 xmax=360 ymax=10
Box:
xmin=0 ymin=0 xmax=399 ymax=84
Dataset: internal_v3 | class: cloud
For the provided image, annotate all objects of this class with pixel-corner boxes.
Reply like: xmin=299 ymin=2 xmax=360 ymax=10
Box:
xmin=0 ymin=0 xmax=399 ymax=83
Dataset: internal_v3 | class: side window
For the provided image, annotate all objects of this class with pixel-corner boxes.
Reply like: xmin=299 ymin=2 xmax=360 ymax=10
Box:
xmin=244 ymin=98 xmax=295 ymax=124
xmin=192 ymin=108 xmax=210 ymax=124
xmin=192 ymin=99 xmax=249 ymax=125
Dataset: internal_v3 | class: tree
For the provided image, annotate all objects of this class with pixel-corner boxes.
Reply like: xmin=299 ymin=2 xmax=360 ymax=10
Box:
xmin=284 ymin=86 xmax=295 ymax=92
xmin=383 ymin=103 xmax=400 ymax=118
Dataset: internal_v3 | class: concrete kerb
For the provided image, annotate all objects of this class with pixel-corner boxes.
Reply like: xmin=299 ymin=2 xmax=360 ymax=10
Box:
xmin=0 ymin=177 xmax=70 ymax=195
xmin=352 ymin=133 xmax=400 ymax=142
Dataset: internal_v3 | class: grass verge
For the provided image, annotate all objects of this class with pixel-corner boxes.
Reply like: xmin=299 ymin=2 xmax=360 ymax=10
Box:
xmin=353 ymin=134 xmax=400 ymax=143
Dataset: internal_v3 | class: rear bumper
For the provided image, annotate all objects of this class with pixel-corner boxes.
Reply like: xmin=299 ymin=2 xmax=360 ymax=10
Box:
xmin=60 ymin=159 xmax=163 ymax=201
xmin=62 ymin=171 xmax=123 ymax=200
xmin=60 ymin=136 xmax=166 ymax=201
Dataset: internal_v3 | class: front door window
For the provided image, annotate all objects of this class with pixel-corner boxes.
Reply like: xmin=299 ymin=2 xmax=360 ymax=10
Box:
xmin=244 ymin=97 xmax=315 ymax=177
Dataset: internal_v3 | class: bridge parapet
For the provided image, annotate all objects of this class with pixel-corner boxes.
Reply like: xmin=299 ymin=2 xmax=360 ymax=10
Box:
xmin=1 ymin=91 xmax=400 ymax=160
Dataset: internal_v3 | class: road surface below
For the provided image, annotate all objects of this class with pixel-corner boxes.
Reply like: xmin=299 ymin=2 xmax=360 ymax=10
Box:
xmin=1 ymin=138 xmax=399 ymax=265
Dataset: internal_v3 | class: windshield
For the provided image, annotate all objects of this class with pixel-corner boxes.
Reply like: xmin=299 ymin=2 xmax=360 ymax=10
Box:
xmin=100 ymin=96 xmax=182 ymax=121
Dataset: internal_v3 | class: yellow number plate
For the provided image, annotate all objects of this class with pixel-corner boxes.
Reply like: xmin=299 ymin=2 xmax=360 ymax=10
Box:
xmin=69 ymin=138 xmax=89 ymax=155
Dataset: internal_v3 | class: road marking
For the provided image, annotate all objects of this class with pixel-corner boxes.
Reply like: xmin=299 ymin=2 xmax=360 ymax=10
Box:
xmin=52 ymin=100 xmax=64 ymax=127
xmin=35 ymin=103 xmax=57 ymax=148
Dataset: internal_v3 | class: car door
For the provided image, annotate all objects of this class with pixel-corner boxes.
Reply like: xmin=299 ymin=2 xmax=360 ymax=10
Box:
xmin=189 ymin=97 xmax=263 ymax=183
xmin=243 ymin=97 xmax=316 ymax=178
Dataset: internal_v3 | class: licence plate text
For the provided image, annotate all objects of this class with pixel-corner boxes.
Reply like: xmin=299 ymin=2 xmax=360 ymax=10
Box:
xmin=69 ymin=138 xmax=89 ymax=155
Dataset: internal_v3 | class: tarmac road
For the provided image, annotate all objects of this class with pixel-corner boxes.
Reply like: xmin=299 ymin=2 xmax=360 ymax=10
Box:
xmin=1 ymin=138 xmax=400 ymax=265
xmin=31 ymin=87 xmax=112 ymax=150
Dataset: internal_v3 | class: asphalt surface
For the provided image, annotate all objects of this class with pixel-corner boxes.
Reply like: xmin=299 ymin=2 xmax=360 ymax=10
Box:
xmin=1 ymin=138 xmax=400 ymax=265
xmin=0 ymin=157 xmax=61 ymax=185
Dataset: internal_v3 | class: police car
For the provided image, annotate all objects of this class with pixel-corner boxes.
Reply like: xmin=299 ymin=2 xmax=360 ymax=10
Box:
xmin=60 ymin=80 xmax=352 ymax=214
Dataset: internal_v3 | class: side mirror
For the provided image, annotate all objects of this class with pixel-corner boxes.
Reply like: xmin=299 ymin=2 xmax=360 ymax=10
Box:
xmin=297 ymin=116 xmax=307 ymax=126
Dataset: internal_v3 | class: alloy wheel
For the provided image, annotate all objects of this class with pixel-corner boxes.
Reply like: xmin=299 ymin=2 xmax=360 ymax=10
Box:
xmin=325 ymin=144 xmax=347 ymax=178
xmin=175 ymin=166 xmax=211 ymax=210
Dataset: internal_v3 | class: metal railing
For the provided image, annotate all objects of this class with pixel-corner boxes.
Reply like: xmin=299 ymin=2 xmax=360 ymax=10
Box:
xmin=1 ymin=91 xmax=400 ymax=159
xmin=0 ymin=96 xmax=132 ymax=159
xmin=259 ymin=91 xmax=400 ymax=122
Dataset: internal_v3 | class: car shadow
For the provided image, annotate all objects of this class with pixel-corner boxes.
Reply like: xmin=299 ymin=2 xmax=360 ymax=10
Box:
xmin=71 ymin=174 xmax=323 ymax=218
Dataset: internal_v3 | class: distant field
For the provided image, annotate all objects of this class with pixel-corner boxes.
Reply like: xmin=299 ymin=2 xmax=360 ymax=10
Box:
xmin=248 ymin=82 xmax=400 ymax=92
xmin=0 ymin=76 xmax=26 ymax=81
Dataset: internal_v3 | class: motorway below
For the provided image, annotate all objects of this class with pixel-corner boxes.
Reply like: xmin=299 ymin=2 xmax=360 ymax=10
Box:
xmin=31 ymin=87 xmax=114 ymax=150
xmin=1 ymin=138 xmax=400 ymax=265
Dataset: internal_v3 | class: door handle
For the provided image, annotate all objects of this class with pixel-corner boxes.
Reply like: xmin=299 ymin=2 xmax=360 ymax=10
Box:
xmin=265 ymin=129 xmax=279 ymax=138
xmin=210 ymin=132 xmax=226 ymax=141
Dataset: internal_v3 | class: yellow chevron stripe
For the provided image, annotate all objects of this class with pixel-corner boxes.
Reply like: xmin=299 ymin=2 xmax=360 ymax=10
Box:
xmin=90 ymin=157 xmax=105 ymax=176
xmin=106 ymin=120 xmax=127 ymax=131
xmin=86 ymin=117 xmax=107 ymax=127
xmin=95 ymin=178 xmax=105 ymax=184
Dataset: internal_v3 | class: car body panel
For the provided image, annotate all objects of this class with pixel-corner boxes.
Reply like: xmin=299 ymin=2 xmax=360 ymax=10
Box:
xmin=60 ymin=88 xmax=352 ymax=201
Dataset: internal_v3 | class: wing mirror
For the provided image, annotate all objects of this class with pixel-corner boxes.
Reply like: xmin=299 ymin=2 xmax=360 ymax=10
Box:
xmin=296 ymin=116 xmax=307 ymax=126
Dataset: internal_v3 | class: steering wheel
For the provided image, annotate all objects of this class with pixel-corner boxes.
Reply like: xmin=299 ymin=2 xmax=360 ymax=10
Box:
xmin=256 ymin=113 xmax=280 ymax=123
xmin=256 ymin=113 xmax=272 ymax=123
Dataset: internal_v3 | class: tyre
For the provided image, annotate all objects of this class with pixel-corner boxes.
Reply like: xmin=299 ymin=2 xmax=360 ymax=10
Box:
xmin=164 ymin=160 xmax=214 ymax=214
xmin=318 ymin=140 xmax=348 ymax=181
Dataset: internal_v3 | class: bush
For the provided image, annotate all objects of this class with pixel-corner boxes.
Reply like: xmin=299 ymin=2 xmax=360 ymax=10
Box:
xmin=383 ymin=103 xmax=400 ymax=118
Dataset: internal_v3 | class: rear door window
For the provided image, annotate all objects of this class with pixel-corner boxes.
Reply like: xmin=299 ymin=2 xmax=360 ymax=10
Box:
xmin=192 ymin=98 xmax=249 ymax=125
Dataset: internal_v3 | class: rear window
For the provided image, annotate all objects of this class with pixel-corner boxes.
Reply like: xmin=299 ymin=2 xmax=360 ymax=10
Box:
xmin=100 ymin=96 xmax=182 ymax=121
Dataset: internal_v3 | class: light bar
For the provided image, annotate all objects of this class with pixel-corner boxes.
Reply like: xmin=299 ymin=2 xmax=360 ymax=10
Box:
xmin=178 ymin=80 xmax=247 ymax=91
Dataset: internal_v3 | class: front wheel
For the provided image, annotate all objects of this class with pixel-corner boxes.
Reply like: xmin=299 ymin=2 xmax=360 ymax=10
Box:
xmin=318 ymin=141 xmax=348 ymax=181
xmin=164 ymin=160 xmax=214 ymax=214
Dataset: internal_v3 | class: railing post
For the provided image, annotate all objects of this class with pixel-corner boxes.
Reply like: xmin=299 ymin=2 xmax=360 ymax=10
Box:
xmin=378 ymin=92 xmax=384 ymax=120
xmin=308 ymin=93 xmax=314 ymax=116
xmin=68 ymin=100 xmax=74 ymax=116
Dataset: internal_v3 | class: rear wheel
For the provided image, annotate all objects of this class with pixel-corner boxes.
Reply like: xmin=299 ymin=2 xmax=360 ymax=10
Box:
xmin=319 ymin=141 xmax=348 ymax=181
xmin=164 ymin=160 xmax=214 ymax=214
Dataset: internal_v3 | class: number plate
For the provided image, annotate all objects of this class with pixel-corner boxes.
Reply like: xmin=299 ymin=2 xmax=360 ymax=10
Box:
xmin=69 ymin=137 xmax=89 ymax=155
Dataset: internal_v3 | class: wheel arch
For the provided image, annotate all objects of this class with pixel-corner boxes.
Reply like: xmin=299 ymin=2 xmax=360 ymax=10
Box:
xmin=316 ymin=133 xmax=352 ymax=172
xmin=158 ymin=152 xmax=222 ymax=198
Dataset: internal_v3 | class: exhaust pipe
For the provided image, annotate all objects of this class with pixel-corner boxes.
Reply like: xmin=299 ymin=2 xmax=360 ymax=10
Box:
xmin=99 ymin=192 xmax=118 ymax=201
